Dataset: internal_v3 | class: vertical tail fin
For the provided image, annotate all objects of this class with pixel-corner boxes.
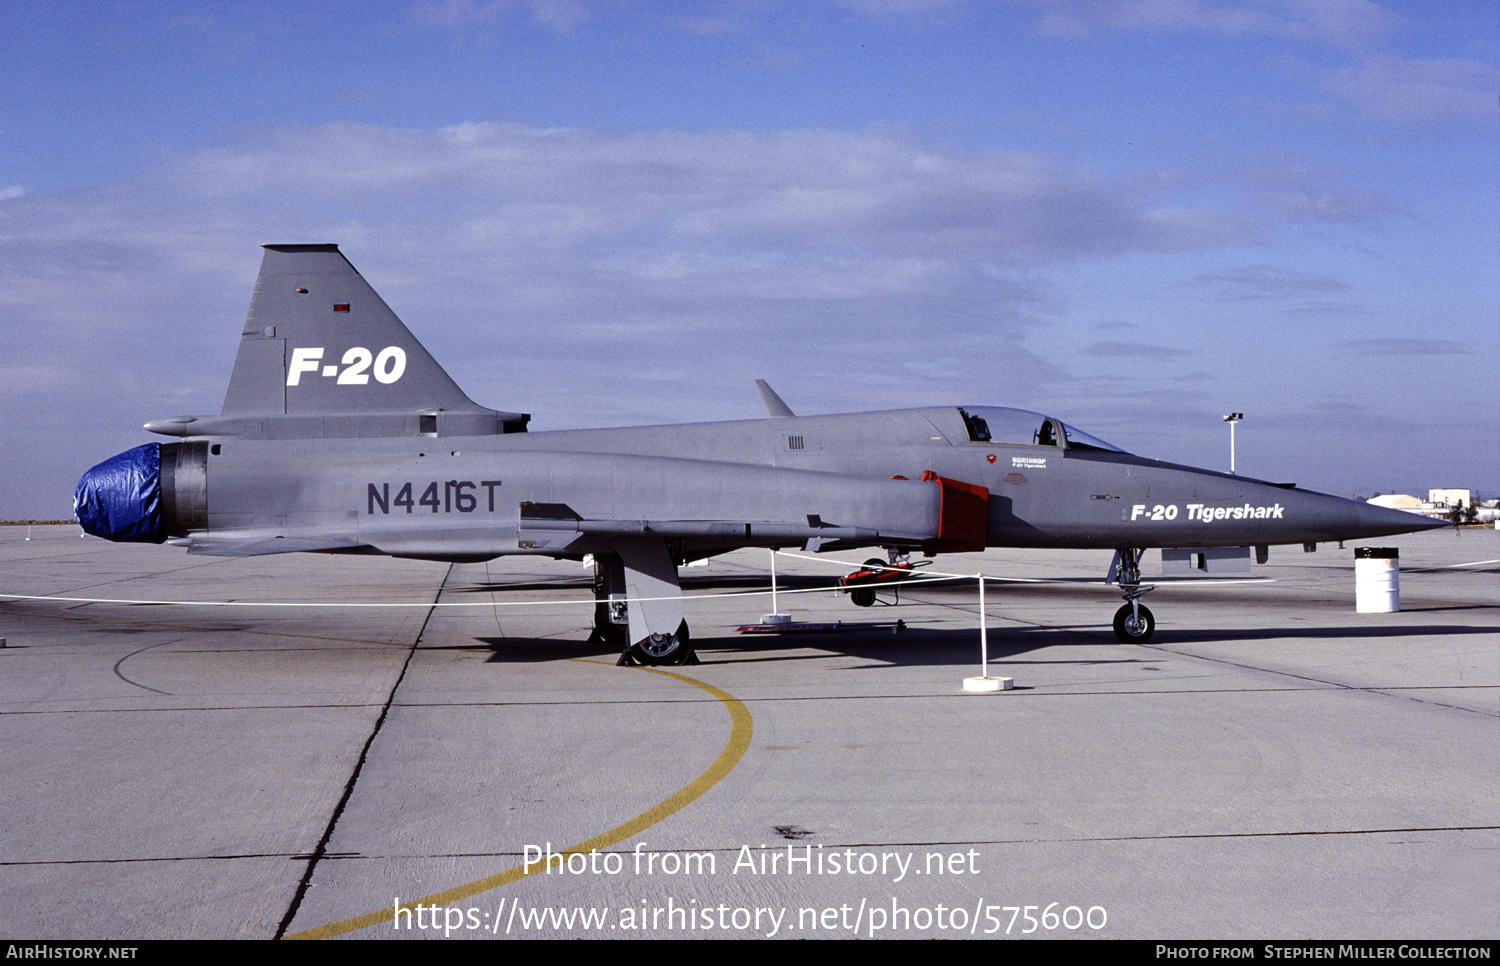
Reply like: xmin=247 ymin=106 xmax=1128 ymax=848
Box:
xmin=222 ymin=245 xmax=520 ymax=428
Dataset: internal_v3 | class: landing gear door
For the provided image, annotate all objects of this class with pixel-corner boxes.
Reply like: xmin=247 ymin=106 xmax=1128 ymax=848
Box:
xmin=613 ymin=535 xmax=685 ymax=645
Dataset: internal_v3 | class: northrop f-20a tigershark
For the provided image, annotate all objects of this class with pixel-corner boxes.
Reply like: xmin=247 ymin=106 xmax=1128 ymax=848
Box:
xmin=75 ymin=244 xmax=1441 ymax=664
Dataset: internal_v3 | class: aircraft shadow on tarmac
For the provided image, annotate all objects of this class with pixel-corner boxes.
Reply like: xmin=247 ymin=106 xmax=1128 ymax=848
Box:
xmin=457 ymin=638 xmax=622 ymax=662
xmin=1158 ymin=623 xmax=1499 ymax=644
xmin=465 ymin=624 xmax=1146 ymax=669
xmin=456 ymin=606 xmax=1495 ymax=666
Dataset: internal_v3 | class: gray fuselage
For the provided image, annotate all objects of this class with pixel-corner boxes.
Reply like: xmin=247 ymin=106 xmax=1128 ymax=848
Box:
xmin=194 ymin=404 xmax=1427 ymax=562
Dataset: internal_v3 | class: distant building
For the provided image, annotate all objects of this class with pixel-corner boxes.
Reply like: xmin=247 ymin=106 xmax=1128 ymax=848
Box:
xmin=1369 ymin=494 xmax=1423 ymax=510
xmin=1368 ymin=494 xmax=1447 ymax=520
xmin=1428 ymin=488 xmax=1473 ymax=507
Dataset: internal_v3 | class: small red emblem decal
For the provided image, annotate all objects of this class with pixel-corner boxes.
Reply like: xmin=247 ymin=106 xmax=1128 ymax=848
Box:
xmin=986 ymin=454 xmax=996 ymax=464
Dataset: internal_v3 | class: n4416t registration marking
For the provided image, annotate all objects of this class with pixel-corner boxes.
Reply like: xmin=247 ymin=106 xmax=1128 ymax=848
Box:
xmin=367 ymin=480 xmax=502 ymax=515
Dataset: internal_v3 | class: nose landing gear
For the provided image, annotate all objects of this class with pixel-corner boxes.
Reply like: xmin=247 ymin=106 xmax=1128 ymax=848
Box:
xmin=1110 ymin=548 xmax=1157 ymax=644
xmin=1113 ymin=599 xmax=1155 ymax=643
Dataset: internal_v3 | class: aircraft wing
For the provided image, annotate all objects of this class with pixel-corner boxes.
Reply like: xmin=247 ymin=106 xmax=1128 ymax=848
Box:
xmin=345 ymin=511 xmax=936 ymax=561
xmin=513 ymin=506 xmax=913 ymax=553
xmin=184 ymin=533 xmax=366 ymax=556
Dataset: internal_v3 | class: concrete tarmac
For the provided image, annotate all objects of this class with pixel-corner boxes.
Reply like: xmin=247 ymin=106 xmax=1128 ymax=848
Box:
xmin=1 ymin=525 xmax=1495 ymax=940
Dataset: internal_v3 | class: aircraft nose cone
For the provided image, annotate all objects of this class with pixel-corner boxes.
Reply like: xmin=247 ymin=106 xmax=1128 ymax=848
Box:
xmin=74 ymin=443 xmax=167 ymax=543
xmin=1345 ymin=498 xmax=1447 ymax=540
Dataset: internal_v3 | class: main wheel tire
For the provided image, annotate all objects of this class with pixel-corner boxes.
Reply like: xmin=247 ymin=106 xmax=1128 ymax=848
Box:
xmin=629 ymin=621 xmax=692 ymax=666
xmin=863 ymin=558 xmax=888 ymax=569
xmin=850 ymin=587 xmax=876 ymax=608
xmin=1113 ymin=603 xmax=1155 ymax=643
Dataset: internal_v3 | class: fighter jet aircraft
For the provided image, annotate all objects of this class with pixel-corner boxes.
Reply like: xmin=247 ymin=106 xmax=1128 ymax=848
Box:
xmin=74 ymin=244 xmax=1441 ymax=664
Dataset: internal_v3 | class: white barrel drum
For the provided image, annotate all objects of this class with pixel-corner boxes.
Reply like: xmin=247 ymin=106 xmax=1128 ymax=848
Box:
xmin=1354 ymin=546 xmax=1399 ymax=613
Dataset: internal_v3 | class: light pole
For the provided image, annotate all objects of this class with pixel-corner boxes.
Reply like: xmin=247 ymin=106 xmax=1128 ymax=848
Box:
xmin=1222 ymin=413 xmax=1243 ymax=474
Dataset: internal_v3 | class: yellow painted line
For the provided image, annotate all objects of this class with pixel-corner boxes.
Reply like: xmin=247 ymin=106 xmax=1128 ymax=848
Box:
xmin=284 ymin=663 xmax=753 ymax=940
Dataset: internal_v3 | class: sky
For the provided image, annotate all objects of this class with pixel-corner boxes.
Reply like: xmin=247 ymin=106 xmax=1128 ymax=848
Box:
xmin=2 ymin=0 xmax=1496 ymax=519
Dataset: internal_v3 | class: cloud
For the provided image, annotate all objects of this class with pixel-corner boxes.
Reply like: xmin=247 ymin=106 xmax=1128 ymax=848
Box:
xmin=0 ymin=365 xmax=73 ymax=394
xmin=1256 ymin=186 xmax=1385 ymax=222
xmin=1196 ymin=264 xmax=1350 ymax=300
xmin=1084 ymin=340 xmax=1191 ymax=358
xmin=1000 ymin=6 xmax=1492 ymax=127
xmin=1012 ymin=0 xmax=1395 ymax=48
xmin=1325 ymin=55 xmax=1500 ymax=123
xmin=156 ymin=122 xmax=1250 ymax=267
xmin=834 ymin=0 xmax=968 ymax=17
xmin=1337 ymin=338 xmax=1467 ymax=356
xmin=409 ymin=0 xmax=591 ymax=32
xmin=0 ymin=120 xmax=1330 ymax=515
xmin=1187 ymin=264 xmax=1359 ymax=318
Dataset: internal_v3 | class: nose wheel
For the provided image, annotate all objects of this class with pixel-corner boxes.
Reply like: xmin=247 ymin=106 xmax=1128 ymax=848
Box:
xmin=1110 ymin=547 xmax=1157 ymax=644
xmin=1113 ymin=602 xmax=1155 ymax=643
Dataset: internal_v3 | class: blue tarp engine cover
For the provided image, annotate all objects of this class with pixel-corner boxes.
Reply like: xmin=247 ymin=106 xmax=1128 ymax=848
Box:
xmin=74 ymin=443 xmax=166 ymax=543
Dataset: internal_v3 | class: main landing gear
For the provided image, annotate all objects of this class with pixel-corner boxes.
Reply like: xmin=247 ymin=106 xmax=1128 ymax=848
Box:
xmin=623 ymin=621 xmax=695 ymax=667
xmin=1110 ymin=547 xmax=1156 ymax=644
xmin=590 ymin=549 xmax=699 ymax=666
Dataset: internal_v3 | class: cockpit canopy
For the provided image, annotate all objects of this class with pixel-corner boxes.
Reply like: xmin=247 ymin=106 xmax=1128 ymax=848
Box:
xmin=957 ymin=407 xmax=1127 ymax=453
